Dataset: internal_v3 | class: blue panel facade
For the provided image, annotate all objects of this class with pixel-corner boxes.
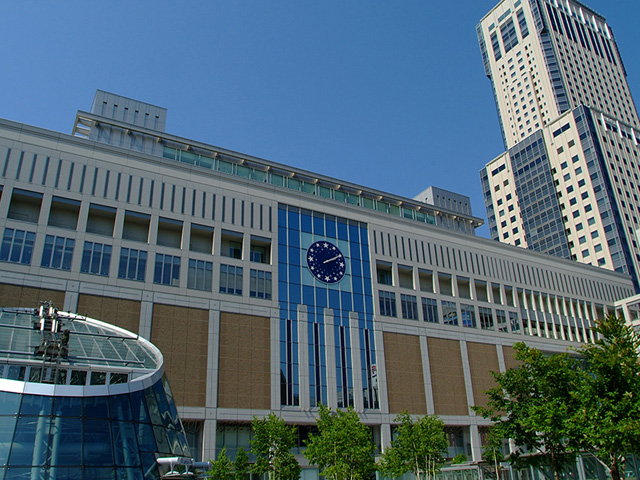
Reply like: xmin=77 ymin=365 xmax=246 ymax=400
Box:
xmin=277 ymin=204 xmax=377 ymax=409
xmin=508 ymin=131 xmax=571 ymax=257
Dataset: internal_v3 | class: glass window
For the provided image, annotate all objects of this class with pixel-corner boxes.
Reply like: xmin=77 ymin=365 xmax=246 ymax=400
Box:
xmin=497 ymin=310 xmax=508 ymax=332
xmin=479 ymin=307 xmax=495 ymax=330
xmin=400 ymin=294 xmax=418 ymax=320
xmin=377 ymin=264 xmax=393 ymax=285
xmin=0 ymin=228 xmax=36 ymax=265
xmin=441 ymin=300 xmax=458 ymax=325
xmin=118 ymin=248 xmax=147 ymax=281
xmin=40 ymin=235 xmax=74 ymax=270
xmin=153 ymin=253 xmax=180 ymax=286
xmin=220 ymin=264 xmax=243 ymax=295
xmin=250 ymin=269 xmax=272 ymax=300
xmin=187 ymin=259 xmax=213 ymax=291
xmin=378 ymin=291 xmax=396 ymax=317
xmin=461 ymin=304 xmax=476 ymax=328
xmin=83 ymin=419 xmax=114 ymax=466
xmin=509 ymin=311 xmax=521 ymax=333
xmin=80 ymin=241 xmax=112 ymax=276
xmin=422 ymin=297 xmax=438 ymax=323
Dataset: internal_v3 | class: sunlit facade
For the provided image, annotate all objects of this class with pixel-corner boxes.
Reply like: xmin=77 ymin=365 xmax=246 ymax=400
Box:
xmin=0 ymin=91 xmax=635 ymax=478
xmin=478 ymin=0 xmax=640 ymax=291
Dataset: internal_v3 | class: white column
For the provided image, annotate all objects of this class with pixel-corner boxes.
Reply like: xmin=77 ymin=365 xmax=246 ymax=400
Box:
xmin=349 ymin=312 xmax=364 ymax=413
xmin=206 ymin=303 xmax=220 ymax=408
xmin=324 ymin=309 xmax=337 ymax=409
xmin=270 ymin=309 xmax=281 ymax=411
xmin=139 ymin=291 xmax=153 ymax=340
xmin=298 ymin=306 xmax=310 ymax=411
xmin=419 ymin=335 xmax=435 ymax=415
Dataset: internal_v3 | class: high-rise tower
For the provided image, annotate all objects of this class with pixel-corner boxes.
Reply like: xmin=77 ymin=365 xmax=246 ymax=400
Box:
xmin=478 ymin=0 xmax=640 ymax=291
xmin=478 ymin=0 xmax=638 ymax=149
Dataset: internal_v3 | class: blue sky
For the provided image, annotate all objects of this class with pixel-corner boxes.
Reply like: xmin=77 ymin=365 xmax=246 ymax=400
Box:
xmin=1 ymin=1 xmax=638 ymax=238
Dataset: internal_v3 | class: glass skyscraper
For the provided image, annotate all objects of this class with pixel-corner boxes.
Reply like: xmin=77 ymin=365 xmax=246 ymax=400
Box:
xmin=478 ymin=0 xmax=640 ymax=291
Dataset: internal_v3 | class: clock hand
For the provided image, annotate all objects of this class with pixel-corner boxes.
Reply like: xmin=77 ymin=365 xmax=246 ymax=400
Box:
xmin=323 ymin=255 xmax=342 ymax=264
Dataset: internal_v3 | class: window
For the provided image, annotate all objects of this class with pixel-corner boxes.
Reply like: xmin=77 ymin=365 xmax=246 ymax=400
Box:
xmin=419 ymin=269 xmax=434 ymax=292
xmin=1 ymin=228 xmax=36 ymax=265
xmin=188 ymin=259 xmax=213 ymax=291
xmin=479 ymin=307 xmax=494 ymax=330
xmin=8 ymin=189 xmax=42 ymax=223
xmin=250 ymin=236 xmax=271 ymax=264
xmin=190 ymin=224 xmax=214 ymax=254
xmin=250 ymin=269 xmax=272 ymax=299
xmin=48 ymin=197 xmax=80 ymax=230
xmin=221 ymin=230 xmax=243 ymax=259
xmin=157 ymin=217 xmax=183 ymax=248
xmin=398 ymin=266 xmax=414 ymax=289
xmin=377 ymin=263 xmax=393 ymax=285
xmin=461 ymin=304 xmax=476 ymax=328
xmin=379 ymin=291 xmax=397 ymax=317
xmin=441 ymin=300 xmax=458 ymax=325
xmin=123 ymin=211 xmax=151 ymax=242
xmin=220 ymin=264 xmax=243 ymax=295
xmin=118 ymin=248 xmax=147 ymax=281
xmin=422 ymin=297 xmax=438 ymax=323
xmin=86 ymin=204 xmax=116 ymax=236
xmin=400 ymin=294 xmax=418 ymax=320
xmin=509 ymin=311 xmax=521 ymax=333
xmin=41 ymin=235 xmax=74 ymax=270
xmin=438 ymin=273 xmax=453 ymax=296
xmin=153 ymin=253 xmax=180 ymax=286
xmin=496 ymin=310 xmax=508 ymax=332
xmin=81 ymin=241 xmax=112 ymax=276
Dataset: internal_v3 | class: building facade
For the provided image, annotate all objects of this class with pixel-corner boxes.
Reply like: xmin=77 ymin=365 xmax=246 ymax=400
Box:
xmin=0 ymin=303 xmax=190 ymax=479
xmin=0 ymin=92 xmax=635 ymax=475
xmin=478 ymin=0 xmax=640 ymax=291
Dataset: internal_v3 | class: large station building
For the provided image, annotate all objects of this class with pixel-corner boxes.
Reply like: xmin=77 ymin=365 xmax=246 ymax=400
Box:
xmin=0 ymin=88 xmax=635 ymax=478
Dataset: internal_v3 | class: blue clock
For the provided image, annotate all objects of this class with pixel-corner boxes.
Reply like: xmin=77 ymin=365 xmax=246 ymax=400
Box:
xmin=306 ymin=241 xmax=346 ymax=284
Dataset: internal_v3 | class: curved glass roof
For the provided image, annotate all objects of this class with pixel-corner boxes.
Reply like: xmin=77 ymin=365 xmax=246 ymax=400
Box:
xmin=0 ymin=307 xmax=160 ymax=384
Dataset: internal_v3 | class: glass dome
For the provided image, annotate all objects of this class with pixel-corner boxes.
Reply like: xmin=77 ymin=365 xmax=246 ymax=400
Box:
xmin=0 ymin=305 xmax=191 ymax=480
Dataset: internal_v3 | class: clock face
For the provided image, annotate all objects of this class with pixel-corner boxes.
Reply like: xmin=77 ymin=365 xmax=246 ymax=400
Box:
xmin=306 ymin=241 xmax=346 ymax=284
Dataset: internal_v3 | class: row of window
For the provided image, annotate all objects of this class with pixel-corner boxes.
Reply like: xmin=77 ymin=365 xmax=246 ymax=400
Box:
xmin=0 ymin=228 xmax=272 ymax=298
xmin=378 ymin=290 xmax=522 ymax=334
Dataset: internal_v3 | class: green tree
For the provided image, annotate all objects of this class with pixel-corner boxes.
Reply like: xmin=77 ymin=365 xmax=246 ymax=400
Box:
xmin=481 ymin=428 xmax=505 ymax=480
xmin=208 ymin=446 xmax=233 ymax=480
xmin=473 ymin=342 xmax=580 ymax=480
xmin=575 ymin=315 xmax=640 ymax=480
xmin=250 ymin=413 xmax=300 ymax=480
xmin=233 ymin=447 xmax=249 ymax=480
xmin=304 ymin=404 xmax=376 ymax=480
xmin=379 ymin=412 xmax=448 ymax=480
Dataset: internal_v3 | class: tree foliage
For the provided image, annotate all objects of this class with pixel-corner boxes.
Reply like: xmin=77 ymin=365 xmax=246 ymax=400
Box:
xmin=575 ymin=315 xmax=640 ymax=480
xmin=481 ymin=427 xmax=505 ymax=479
xmin=304 ymin=404 xmax=377 ymax=480
xmin=250 ymin=413 xmax=301 ymax=480
xmin=473 ymin=342 xmax=581 ymax=480
xmin=208 ymin=446 xmax=233 ymax=480
xmin=379 ymin=412 xmax=448 ymax=480
xmin=233 ymin=447 xmax=249 ymax=480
